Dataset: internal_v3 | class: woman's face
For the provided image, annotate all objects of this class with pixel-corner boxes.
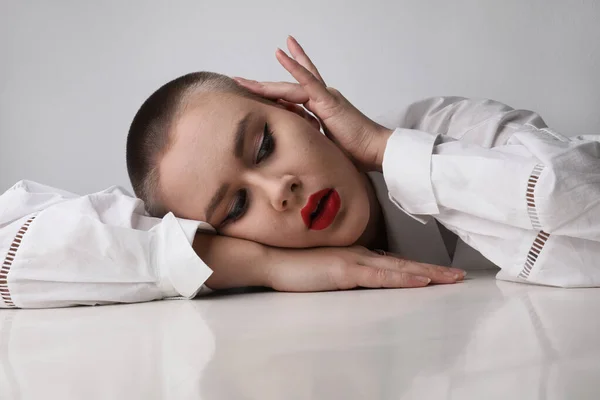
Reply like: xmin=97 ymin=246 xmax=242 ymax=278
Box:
xmin=159 ymin=92 xmax=371 ymax=248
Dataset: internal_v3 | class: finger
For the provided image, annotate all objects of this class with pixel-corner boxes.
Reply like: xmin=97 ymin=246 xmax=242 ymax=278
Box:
xmin=403 ymin=263 xmax=465 ymax=284
xmin=385 ymin=250 xmax=467 ymax=276
xmin=276 ymin=100 xmax=322 ymax=130
xmin=275 ymin=48 xmax=336 ymax=106
xmin=365 ymin=253 xmax=466 ymax=284
xmin=286 ymin=36 xmax=326 ymax=84
xmin=401 ymin=261 xmax=466 ymax=282
xmin=233 ymin=77 xmax=310 ymax=104
xmin=336 ymin=265 xmax=431 ymax=290
xmin=398 ymin=263 xmax=465 ymax=284
xmin=372 ymin=249 xmax=467 ymax=278
xmin=276 ymin=99 xmax=311 ymax=117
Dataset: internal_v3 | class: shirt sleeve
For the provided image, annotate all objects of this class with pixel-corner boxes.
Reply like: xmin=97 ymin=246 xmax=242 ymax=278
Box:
xmin=377 ymin=96 xmax=548 ymax=147
xmin=382 ymin=126 xmax=600 ymax=243
xmin=0 ymin=180 xmax=215 ymax=309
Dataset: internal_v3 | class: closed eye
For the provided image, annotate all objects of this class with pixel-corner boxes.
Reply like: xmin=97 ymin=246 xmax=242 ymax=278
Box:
xmin=256 ymin=123 xmax=275 ymax=164
xmin=222 ymin=189 xmax=248 ymax=226
xmin=222 ymin=123 xmax=274 ymax=227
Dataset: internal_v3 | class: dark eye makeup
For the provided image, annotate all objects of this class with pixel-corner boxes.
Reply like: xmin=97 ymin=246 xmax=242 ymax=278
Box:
xmin=222 ymin=123 xmax=275 ymax=225
xmin=256 ymin=122 xmax=275 ymax=164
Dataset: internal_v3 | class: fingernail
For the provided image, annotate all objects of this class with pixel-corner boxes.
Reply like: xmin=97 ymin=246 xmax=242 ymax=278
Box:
xmin=450 ymin=268 xmax=466 ymax=276
xmin=443 ymin=272 xmax=460 ymax=280
xmin=276 ymin=48 xmax=288 ymax=57
xmin=415 ymin=276 xmax=431 ymax=284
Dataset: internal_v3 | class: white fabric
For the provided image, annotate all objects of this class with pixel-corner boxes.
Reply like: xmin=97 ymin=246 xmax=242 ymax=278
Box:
xmin=2 ymin=96 xmax=598 ymax=309
xmin=381 ymin=97 xmax=600 ymax=287
xmin=0 ymin=181 xmax=214 ymax=308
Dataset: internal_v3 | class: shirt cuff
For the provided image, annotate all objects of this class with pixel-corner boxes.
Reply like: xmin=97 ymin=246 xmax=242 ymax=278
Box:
xmin=155 ymin=213 xmax=214 ymax=299
xmin=382 ymin=128 xmax=440 ymax=217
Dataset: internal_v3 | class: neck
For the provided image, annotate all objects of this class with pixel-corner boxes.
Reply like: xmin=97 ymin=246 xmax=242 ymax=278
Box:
xmin=354 ymin=173 xmax=387 ymax=250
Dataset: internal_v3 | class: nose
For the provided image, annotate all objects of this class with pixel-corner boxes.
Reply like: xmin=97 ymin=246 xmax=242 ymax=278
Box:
xmin=254 ymin=174 xmax=301 ymax=212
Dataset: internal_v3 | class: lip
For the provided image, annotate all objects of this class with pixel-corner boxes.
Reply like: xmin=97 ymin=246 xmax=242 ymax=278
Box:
xmin=301 ymin=189 xmax=341 ymax=230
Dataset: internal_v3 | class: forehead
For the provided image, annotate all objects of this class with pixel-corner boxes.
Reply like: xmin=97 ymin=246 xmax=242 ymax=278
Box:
xmin=178 ymin=91 xmax=255 ymax=132
xmin=158 ymin=92 xmax=262 ymax=219
xmin=171 ymin=91 xmax=266 ymax=169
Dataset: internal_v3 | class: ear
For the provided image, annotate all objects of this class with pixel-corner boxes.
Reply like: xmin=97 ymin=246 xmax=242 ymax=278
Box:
xmin=275 ymin=100 xmax=322 ymax=131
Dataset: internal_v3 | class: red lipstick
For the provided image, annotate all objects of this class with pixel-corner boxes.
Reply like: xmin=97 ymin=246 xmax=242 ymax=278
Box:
xmin=301 ymin=189 xmax=341 ymax=230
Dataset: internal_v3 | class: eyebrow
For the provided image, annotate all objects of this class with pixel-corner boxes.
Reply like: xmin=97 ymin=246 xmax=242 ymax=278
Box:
xmin=205 ymin=112 xmax=252 ymax=223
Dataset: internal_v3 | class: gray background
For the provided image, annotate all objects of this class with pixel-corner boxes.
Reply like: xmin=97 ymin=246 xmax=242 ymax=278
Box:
xmin=1 ymin=0 xmax=599 ymax=194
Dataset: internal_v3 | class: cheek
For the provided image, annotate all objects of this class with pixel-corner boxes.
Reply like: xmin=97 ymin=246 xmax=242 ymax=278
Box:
xmin=337 ymin=179 xmax=371 ymax=244
xmin=284 ymin=132 xmax=345 ymax=172
xmin=220 ymin=207 xmax=289 ymax=245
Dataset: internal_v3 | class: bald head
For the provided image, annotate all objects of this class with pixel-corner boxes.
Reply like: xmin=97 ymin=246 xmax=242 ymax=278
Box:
xmin=126 ymin=72 xmax=262 ymax=216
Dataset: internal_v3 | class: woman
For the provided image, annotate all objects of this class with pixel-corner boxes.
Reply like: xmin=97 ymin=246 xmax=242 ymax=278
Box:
xmin=1 ymin=37 xmax=598 ymax=309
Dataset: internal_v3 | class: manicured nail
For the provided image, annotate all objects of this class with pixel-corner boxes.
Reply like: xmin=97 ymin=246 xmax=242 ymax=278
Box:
xmin=415 ymin=276 xmax=431 ymax=284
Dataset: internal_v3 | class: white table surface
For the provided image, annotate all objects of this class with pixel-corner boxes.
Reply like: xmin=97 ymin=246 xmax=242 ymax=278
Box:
xmin=2 ymin=269 xmax=599 ymax=400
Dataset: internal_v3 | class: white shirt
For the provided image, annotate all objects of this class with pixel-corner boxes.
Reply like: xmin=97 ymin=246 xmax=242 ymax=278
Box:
xmin=0 ymin=181 xmax=214 ymax=308
xmin=377 ymin=96 xmax=600 ymax=287
xmin=1 ymin=97 xmax=598 ymax=308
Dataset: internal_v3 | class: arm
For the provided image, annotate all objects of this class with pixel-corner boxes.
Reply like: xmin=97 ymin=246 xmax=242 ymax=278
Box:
xmin=383 ymin=128 xmax=600 ymax=287
xmin=233 ymin=38 xmax=600 ymax=287
xmin=234 ymin=38 xmax=599 ymax=242
xmin=396 ymin=96 xmax=548 ymax=147
xmin=197 ymin=233 xmax=465 ymax=293
xmin=382 ymin=126 xmax=600 ymax=242
xmin=0 ymin=181 xmax=465 ymax=309
xmin=0 ymin=180 xmax=212 ymax=308
xmin=234 ymin=39 xmax=548 ymax=170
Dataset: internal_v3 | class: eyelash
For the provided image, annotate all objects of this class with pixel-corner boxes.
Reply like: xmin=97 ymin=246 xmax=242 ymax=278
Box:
xmin=223 ymin=123 xmax=275 ymax=225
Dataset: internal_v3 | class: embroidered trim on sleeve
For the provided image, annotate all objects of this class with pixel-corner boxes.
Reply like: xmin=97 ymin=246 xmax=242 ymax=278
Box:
xmin=526 ymin=163 xmax=545 ymax=230
xmin=1 ymin=216 xmax=37 ymax=308
xmin=518 ymin=230 xmax=550 ymax=279
xmin=519 ymin=163 xmax=550 ymax=280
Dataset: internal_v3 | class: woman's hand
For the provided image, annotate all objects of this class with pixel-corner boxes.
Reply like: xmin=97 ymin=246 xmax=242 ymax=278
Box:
xmin=264 ymin=245 xmax=465 ymax=292
xmin=198 ymin=233 xmax=465 ymax=292
xmin=233 ymin=36 xmax=393 ymax=172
